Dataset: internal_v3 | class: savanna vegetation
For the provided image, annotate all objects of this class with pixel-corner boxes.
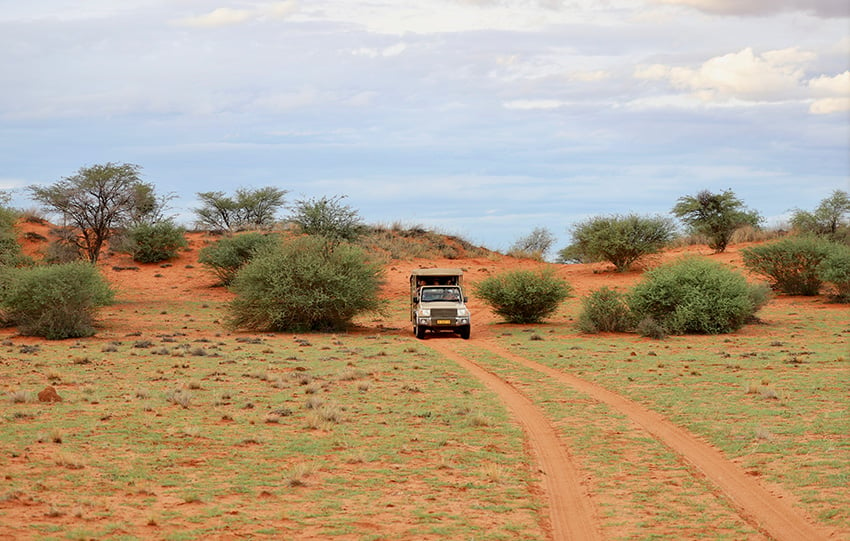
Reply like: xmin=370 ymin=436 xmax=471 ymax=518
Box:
xmin=0 ymin=170 xmax=847 ymax=539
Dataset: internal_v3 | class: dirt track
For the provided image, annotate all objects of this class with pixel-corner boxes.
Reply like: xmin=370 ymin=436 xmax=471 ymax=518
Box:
xmin=422 ymin=333 xmax=831 ymax=541
xmin=427 ymin=338 xmax=602 ymax=541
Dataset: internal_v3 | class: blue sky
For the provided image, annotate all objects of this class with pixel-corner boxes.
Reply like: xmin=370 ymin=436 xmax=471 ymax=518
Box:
xmin=1 ymin=0 xmax=848 ymax=252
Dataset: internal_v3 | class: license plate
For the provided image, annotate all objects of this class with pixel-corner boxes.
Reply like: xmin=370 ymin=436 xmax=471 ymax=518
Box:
xmin=436 ymin=319 xmax=452 ymax=325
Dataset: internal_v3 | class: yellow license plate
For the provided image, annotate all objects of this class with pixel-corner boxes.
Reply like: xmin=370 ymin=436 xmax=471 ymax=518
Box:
xmin=436 ymin=319 xmax=452 ymax=325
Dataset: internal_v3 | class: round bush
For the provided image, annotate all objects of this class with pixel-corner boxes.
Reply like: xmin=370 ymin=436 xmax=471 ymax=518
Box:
xmin=559 ymin=214 xmax=675 ymax=271
xmin=0 ymin=262 xmax=114 ymax=339
xmin=474 ymin=268 xmax=572 ymax=324
xmin=629 ymin=257 xmax=769 ymax=335
xmin=577 ymin=287 xmax=634 ymax=333
xmin=818 ymin=245 xmax=850 ymax=302
xmin=198 ymin=232 xmax=279 ymax=285
xmin=226 ymin=236 xmax=384 ymax=332
xmin=122 ymin=221 xmax=188 ymax=263
xmin=741 ymin=236 xmax=837 ymax=296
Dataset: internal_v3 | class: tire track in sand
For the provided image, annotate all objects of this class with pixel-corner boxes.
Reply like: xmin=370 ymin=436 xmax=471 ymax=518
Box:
xmin=475 ymin=340 xmax=831 ymax=541
xmin=426 ymin=338 xmax=603 ymax=541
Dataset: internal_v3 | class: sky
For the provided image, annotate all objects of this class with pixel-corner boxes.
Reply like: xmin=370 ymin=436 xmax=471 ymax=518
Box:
xmin=1 ymin=0 xmax=849 ymax=252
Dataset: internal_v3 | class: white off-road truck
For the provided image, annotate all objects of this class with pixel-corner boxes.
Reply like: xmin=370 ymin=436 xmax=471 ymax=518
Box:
xmin=410 ymin=268 xmax=471 ymax=339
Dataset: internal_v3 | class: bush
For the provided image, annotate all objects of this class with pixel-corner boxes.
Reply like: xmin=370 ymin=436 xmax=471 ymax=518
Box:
xmin=116 ymin=221 xmax=188 ymax=263
xmin=198 ymin=232 xmax=279 ymax=285
xmin=0 ymin=262 xmax=114 ymax=339
xmin=558 ymin=214 xmax=675 ymax=271
xmin=576 ymin=287 xmax=634 ymax=333
xmin=0 ymin=202 xmax=31 ymax=268
xmin=741 ymin=236 xmax=837 ymax=296
xmin=226 ymin=236 xmax=384 ymax=332
xmin=288 ymin=195 xmax=365 ymax=245
xmin=628 ymin=257 xmax=770 ymax=335
xmin=818 ymin=244 xmax=850 ymax=302
xmin=0 ymin=233 xmax=31 ymax=268
xmin=474 ymin=268 xmax=572 ymax=324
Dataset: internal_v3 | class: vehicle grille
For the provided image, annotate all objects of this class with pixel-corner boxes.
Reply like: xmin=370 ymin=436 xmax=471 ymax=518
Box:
xmin=431 ymin=308 xmax=458 ymax=318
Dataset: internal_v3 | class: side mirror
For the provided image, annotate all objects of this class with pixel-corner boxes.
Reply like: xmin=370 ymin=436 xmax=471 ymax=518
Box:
xmin=463 ymin=297 xmax=469 ymax=303
xmin=413 ymin=297 xmax=419 ymax=303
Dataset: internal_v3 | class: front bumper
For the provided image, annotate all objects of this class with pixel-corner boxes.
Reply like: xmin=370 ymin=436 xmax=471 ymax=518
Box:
xmin=417 ymin=317 xmax=470 ymax=329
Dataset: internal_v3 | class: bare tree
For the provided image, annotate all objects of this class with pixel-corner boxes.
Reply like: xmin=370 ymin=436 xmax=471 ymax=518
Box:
xmin=29 ymin=162 xmax=155 ymax=263
xmin=509 ymin=227 xmax=555 ymax=260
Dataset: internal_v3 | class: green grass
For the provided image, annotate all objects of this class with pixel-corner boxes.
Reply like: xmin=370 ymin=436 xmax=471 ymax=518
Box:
xmin=480 ymin=295 xmax=850 ymax=534
xmin=2 ymin=270 xmax=847 ymax=539
xmin=0 ymin=321 xmax=540 ymax=539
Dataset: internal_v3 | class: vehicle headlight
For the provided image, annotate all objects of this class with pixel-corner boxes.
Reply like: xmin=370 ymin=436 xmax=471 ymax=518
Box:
xmin=419 ymin=309 xmax=430 ymax=317
xmin=456 ymin=308 xmax=469 ymax=317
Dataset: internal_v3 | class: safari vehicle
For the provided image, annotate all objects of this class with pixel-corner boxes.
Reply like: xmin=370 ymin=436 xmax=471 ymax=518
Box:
xmin=410 ymin=268 xmax=471 ymax=339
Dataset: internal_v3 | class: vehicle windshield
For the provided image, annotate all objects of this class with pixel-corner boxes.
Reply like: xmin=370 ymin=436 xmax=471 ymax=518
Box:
xmin=420 ymin=287 xmax=461 ymax=302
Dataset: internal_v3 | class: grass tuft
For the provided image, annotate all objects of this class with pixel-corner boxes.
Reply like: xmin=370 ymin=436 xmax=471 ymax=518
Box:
xmin=165 ymin=388 xmax=192 ymax=408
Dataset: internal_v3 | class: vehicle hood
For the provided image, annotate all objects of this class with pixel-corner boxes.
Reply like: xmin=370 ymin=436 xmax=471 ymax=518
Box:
xmin=421 ymin=301 xmax=466 ymax=309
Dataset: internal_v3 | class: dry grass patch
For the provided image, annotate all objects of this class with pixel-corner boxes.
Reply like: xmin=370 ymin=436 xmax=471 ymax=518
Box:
xmin=164 ymin=388 xmax=192 ymax=408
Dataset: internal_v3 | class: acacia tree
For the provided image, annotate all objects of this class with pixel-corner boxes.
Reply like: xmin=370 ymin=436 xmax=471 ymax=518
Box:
xmin=29 ymin=163 xmax=157 ymax=263
xmin=194 ymin=187 xmax=287 ymax=231
xmin=288 ymin=195 xmax=364 ymax=246
xmin=672 ymin=189 xmax=761 ymax=253
xmin=790 ymin=190 xmax=850 ymax=238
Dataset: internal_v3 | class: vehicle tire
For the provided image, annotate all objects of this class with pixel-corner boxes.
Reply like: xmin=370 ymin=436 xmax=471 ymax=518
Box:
xmin=415 ymin=325 xmax=426 ymax=339
xmin=458 ymin=326 xmax=470 ymax=339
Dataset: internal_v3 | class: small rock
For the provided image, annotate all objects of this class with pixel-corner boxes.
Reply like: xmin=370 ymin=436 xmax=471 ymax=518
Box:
xmin=38 ymin=386 xmax=62 ymax=403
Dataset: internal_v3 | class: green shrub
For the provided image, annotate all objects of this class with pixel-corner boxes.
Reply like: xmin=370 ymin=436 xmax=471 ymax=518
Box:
xmin=198 ymin=232 xmax=279 ymax=285
xmin=226 ymin=236 xmax=384 ymax=332
xmin=741 ymin=236 xmax=837 ymax=295
xmin=474 ymin=268 xmax=572 ymax=324
xmin=0 ymin=262 xmax=114 ymax=339
xmin=558 ymin=214 xmax=675 ymax=271
xmin=118 ymin=221 xmax=188 ymax=263
xmin=577 ymin=287 xmax=634 ymax=333
xmin=818 ymin=245 xmax=850 ymax=302
xmin=628 ymin=257 xmax=769 ymax=335
xmin=288 ymin=195 xmax=365 ymax=245
xmin=0 ymin=233 xmax=31 ymax=268
xmin=0 ymin=203 xmax=31 ymax=268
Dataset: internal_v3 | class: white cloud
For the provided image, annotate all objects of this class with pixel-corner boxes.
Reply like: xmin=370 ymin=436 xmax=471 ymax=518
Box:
xmin=653 ymin=0 xmax=849 ymax=18
xmin=808 ymin=71 xmax=850 ymax=114
xmin=250 ymin=88 xmax=319 ymax=112
xmin=299 ymin=0 xmax=604 ymax=35
xmin=636 ymin=47 xmax=850 ymax=114
xmin=636 ymin=47 xmax=812 ymax=103
xmin=569 ymin=70 xmax=611 ymax=82
xmin=352 ymin=42 xmax=408 ymax=58
xmin=174 ymin=1 xmax=298 ymax=28
xmin=502 ymin=99 xmax=566 ymax=110
xmin=176 ymin=7 xmax=254 ymax=28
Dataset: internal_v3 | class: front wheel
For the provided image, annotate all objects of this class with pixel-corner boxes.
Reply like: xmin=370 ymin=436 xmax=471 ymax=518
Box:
xmin=458 ymin=326 xmax=470 ymax=339
xmin=415 ymin=325 xmax=426 ymax=339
